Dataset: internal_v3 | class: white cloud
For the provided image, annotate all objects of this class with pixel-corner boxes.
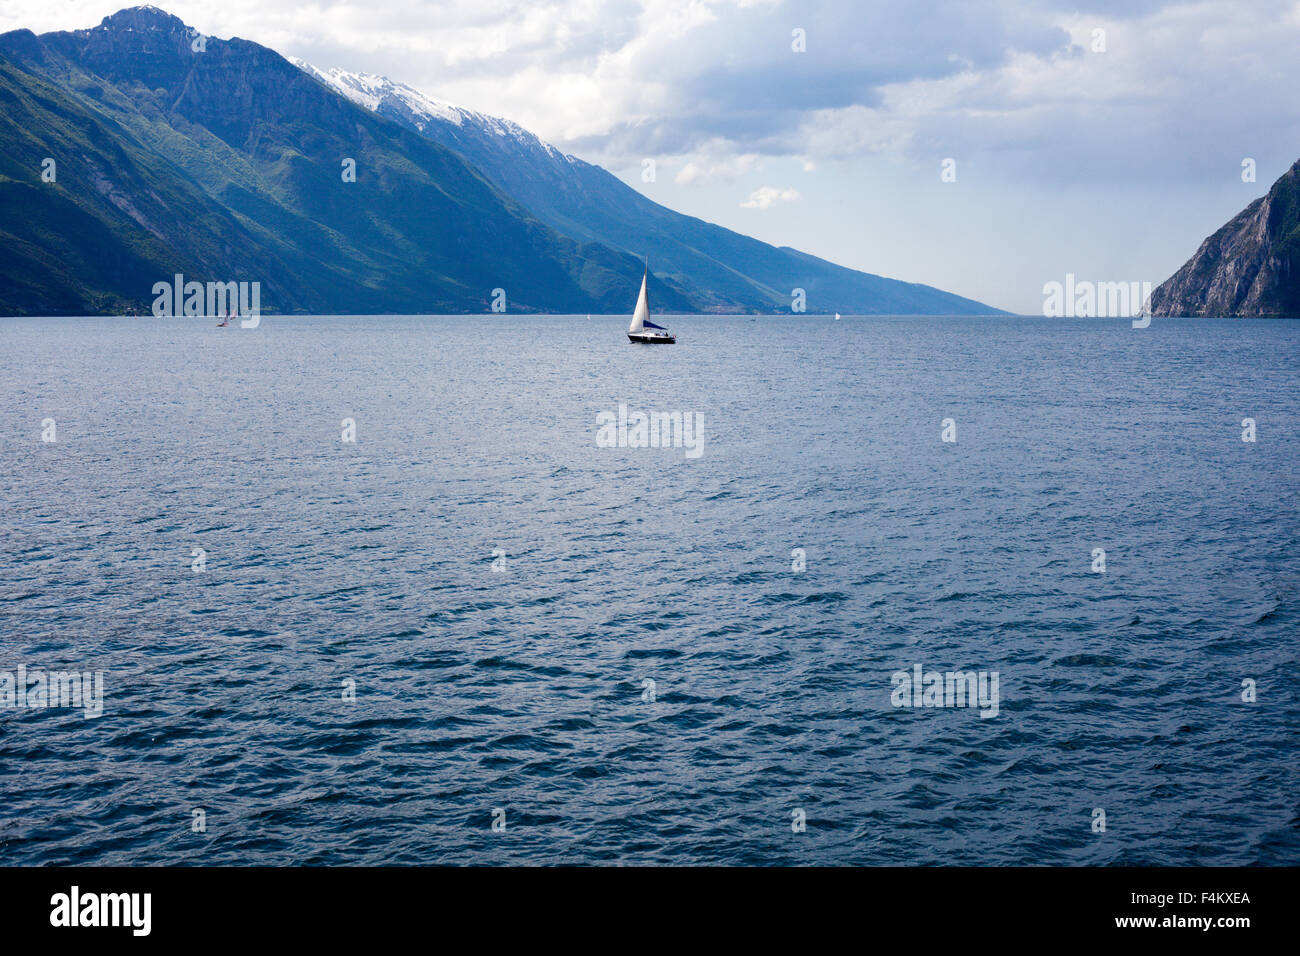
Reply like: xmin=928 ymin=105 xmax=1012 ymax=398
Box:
xmin=785 ymin=2 xmax=1300 ymax=183
xmin=674 ymin=149 xmax=760 ymax=184
xmin=740 ymin=186 xmax=799 ymax=208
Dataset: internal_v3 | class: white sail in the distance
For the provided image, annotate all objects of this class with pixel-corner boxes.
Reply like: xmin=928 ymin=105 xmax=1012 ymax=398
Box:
xmin=625 ymin=263 xmax=675 ymax=343
xmin=629 ymin=271 xmax=649 ymax=333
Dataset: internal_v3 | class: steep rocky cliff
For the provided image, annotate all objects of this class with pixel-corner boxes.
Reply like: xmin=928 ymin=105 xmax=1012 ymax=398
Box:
xmin=1151 ymin=159 xmax=1300 ymax=317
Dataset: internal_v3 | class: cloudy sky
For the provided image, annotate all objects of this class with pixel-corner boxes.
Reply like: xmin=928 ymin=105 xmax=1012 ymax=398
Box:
xmin=5 ymin=0 xmax=1299 ymax=312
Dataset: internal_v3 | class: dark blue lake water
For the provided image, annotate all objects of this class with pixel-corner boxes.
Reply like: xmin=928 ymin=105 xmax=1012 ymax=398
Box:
xmin=0 ymin=314 xmax=1296 ymax=865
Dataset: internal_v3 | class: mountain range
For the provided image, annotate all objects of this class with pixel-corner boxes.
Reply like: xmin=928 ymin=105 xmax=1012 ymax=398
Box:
xmin=290 ymin=59 xmax=999 ymax=316
xmin=0 ymin=5 xmax=1001 ymax=316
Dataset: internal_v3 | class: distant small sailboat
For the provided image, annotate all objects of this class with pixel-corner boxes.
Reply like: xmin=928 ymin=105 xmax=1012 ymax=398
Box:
xmin=627 ymin=264 xmax=675 ymax=344
xmin=835 ymin=312 xmax=841 ymax=321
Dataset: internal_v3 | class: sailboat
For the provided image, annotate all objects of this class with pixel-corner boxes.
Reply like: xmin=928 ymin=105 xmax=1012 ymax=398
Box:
xmin=627 ymin=265 xmax=675 ymax=344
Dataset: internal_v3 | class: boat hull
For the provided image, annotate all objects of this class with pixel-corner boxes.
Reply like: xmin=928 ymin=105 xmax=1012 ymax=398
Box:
xmin=628 ymin=332 xmax=675 ymax=344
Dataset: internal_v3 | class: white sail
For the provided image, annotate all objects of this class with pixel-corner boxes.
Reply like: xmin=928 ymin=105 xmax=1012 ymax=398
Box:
xmin=628 ymin=271 xmax=649 ymax=333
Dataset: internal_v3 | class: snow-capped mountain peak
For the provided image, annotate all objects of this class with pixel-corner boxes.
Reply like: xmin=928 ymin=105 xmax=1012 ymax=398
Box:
xmin=288 ymin=58 xmax=573 ymax=164
xmin=290 ymin=58 xmax=461 ymax=125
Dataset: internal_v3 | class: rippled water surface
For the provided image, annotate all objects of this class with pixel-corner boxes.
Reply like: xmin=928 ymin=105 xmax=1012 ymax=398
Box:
xmin=1 ymin=314 xmax=1297 ymax=865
